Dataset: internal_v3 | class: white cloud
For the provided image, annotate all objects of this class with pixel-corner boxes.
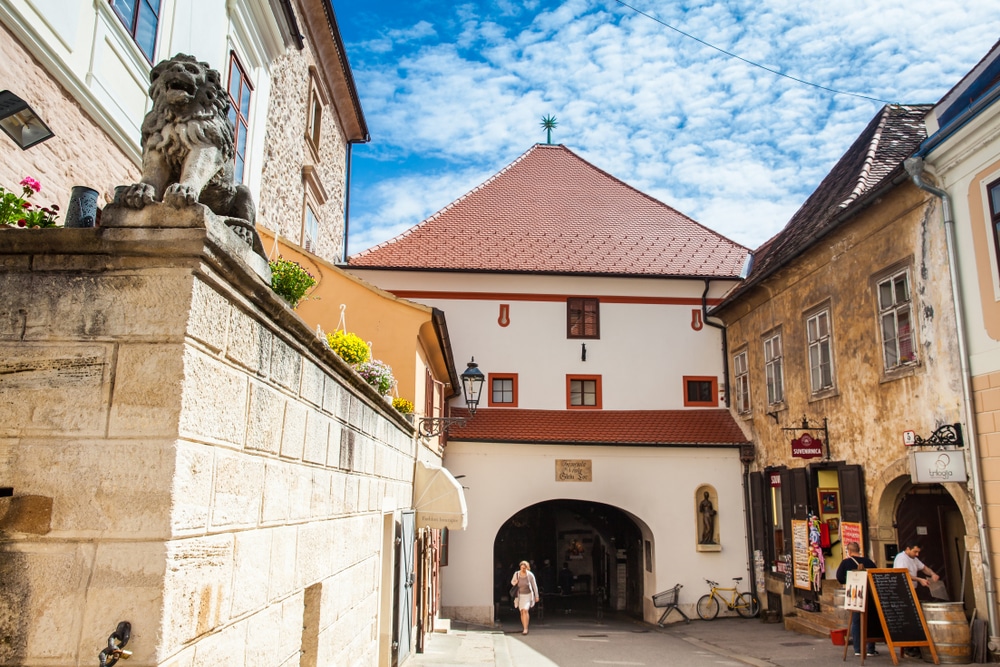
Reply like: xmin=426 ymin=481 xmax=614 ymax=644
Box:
xmin=343 ymin=0 xmax=1000 ymax=253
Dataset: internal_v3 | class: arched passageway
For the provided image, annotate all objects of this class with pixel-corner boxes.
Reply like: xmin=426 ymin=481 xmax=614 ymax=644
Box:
xmin=492 ymin=499 xmax=646 ymax=620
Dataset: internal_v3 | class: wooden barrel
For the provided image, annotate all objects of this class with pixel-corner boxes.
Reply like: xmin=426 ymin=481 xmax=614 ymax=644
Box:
xmin=921 ymin=602 xmax=971 ymax=664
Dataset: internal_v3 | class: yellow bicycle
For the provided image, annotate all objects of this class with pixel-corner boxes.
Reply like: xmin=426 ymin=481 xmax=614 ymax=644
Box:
xmin=696 ymin=577 xmax=760 ymax=619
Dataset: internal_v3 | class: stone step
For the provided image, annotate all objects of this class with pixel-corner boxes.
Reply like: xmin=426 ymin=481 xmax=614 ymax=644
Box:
xmin=784 ymin=611 xmax=846 ymax=639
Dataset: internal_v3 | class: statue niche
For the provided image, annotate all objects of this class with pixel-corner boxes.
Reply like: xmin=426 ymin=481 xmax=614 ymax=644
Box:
xmin=696 ymin=485 xmax=720 ymax=551
xmin=116 ymin=53 xmax=263 ymax=256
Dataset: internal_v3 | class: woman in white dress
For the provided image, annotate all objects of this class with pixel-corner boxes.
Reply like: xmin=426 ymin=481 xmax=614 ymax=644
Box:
xmin=511 ymin=560 xmax=540 ymax=634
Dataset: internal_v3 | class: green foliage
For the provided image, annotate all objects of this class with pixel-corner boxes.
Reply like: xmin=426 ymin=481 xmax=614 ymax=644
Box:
xmin=268 ymin=258 xmax=316 ymax=307
xmin=326 ymin=330 xmax=370 ymax=365
xmin=1 ymin=177 xmax=59 ymax=228
xmin=392 ymin=397 xmax=414 ymax=414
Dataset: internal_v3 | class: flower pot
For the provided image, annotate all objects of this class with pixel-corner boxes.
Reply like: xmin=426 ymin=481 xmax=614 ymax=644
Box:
xmin=65 ymin=186 xmax=99 ymax=228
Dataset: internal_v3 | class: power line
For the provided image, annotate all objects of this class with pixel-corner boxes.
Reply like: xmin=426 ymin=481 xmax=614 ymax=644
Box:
xmin=612 ymin=0 xmax=891 ymax=104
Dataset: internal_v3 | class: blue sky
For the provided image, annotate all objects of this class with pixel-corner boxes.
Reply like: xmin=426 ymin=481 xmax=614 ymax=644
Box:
xmin=335 ymin=1 xmax=1000 ymax=255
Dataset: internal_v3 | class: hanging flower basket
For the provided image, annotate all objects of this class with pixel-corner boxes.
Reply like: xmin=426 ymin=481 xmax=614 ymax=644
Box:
xmin=392 ymin=397 xmax=414 ymax=414
xmin=327 ymin=330 xmax=370 ymax=365
xmin=268 ymin=258 xmax=316 ymax=307
xmin=356 ymin=359 xmax=396 ymax=396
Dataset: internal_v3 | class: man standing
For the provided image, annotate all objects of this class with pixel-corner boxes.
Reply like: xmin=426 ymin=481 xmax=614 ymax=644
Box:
xmin=836 ymin=542 xmax=878 ymax=657
xmin=893 ymin=541 xmax=940 ymax=599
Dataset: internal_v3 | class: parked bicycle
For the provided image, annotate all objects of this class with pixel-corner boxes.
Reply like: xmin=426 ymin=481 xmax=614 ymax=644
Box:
xmin=696 ymin=577 xmax=759 ymax=620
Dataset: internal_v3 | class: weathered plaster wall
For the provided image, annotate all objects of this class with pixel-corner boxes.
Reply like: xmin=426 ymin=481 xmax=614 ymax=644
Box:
xmin=257 ymin=39 xmax=348 ymax=265
xmin=0 ymin=210 xmax=413 ymax=666
xmin=716 ymin=183 xmax=983 ymax=612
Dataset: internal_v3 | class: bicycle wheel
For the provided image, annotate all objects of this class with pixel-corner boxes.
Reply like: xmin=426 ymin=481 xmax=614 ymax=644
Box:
xmin=735 ymin=592 xmax=760 ymax=618
xmin=696 ymin=594 xmax=720 ymax=620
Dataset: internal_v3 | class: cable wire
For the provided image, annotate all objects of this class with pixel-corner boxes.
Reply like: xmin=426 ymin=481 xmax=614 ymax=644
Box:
xmin=613 ymin=0 xmax=891 ymax=104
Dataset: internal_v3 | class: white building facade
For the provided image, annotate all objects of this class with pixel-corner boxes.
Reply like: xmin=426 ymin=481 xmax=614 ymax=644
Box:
xmin=349 ymin=144 xmax=754 ymax=625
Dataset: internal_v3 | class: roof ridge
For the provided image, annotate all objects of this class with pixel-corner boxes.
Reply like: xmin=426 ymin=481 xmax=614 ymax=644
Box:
xmin=837 ymin=106 xmax=891 ymax=209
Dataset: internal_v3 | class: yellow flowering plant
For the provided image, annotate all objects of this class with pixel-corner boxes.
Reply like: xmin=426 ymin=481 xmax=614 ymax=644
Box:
xmin=392 ymin=397 xmax=414 ymax=414
xmin=326 ymin=330 xmax=369 ymax=365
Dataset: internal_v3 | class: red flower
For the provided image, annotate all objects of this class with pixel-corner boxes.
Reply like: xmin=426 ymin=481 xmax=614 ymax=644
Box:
xmin=21 ymin=202 xmax=31 ymax=208
xmin=17 ymin=219 xmax=26 ymax=227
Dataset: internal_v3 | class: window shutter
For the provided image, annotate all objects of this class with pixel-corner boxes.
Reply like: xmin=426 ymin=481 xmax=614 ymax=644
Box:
xmin=838 ymin=465 xmax=867 ymax=548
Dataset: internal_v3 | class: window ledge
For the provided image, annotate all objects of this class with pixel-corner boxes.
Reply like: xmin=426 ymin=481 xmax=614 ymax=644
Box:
xmin=880 ymin=361 xmax=921 ymax=384
xmin=808 ymin=388 xmax=839 ymax=402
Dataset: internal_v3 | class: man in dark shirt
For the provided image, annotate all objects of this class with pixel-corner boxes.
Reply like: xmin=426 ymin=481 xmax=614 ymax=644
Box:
xmin=836 ymin=542 xmax=878 ymax=657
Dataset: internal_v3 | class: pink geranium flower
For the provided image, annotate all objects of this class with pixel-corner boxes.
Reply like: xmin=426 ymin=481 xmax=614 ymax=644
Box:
xmin=19 ymin=177 xmax=40 ymax=193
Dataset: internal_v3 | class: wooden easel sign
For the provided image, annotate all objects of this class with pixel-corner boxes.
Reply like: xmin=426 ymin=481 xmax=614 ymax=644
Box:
xmin=866 ymin=568 xmax=938 ymax=665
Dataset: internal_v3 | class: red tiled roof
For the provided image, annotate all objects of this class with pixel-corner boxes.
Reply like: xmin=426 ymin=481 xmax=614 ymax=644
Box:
xmin=716 ymin=105 xmax=931 ymax=307
xmin=445 ymin=408 xmax=748 ymax=446
xmin=350 ymin=144 xmax=748 ymax=277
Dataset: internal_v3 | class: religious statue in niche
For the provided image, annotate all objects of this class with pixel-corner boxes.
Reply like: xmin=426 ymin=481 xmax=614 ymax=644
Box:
xmin=696 ymin=487 xmax=718 ymax=545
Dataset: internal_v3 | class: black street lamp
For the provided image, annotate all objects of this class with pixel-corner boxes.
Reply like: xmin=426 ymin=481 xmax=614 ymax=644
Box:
xmin=417 ymin=358 xmax=485 ymax=437
xmin=0 ymin=91 xmax=54 ymax=150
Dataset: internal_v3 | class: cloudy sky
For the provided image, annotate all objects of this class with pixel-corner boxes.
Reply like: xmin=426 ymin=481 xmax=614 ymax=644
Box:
xmin=335 ymin=0 xmax=1000 ymax=255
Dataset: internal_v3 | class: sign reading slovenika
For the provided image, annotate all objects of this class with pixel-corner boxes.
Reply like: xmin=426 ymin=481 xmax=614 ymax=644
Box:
xmin=791 ymin=432 xmax=823 ymax=459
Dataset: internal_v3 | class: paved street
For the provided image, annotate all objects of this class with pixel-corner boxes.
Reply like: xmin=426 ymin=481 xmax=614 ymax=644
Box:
xmin=405 ymin=612 xmax=926 ymax=667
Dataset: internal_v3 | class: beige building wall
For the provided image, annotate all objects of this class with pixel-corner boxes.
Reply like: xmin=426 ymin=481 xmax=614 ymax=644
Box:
xmin=0 ymin=206 xmax=415 ymax=665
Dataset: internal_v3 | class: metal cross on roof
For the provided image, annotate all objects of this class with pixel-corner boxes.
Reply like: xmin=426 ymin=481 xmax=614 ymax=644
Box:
xmin=540 ymin=115 xmax=558 ymax=144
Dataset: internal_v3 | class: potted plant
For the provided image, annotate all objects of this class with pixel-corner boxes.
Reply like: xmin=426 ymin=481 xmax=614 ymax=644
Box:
xmin=268 ymin=258 xmax=316 ymax=308
xmin=356 ymin=359 xmax=396 ymax=396
xmin=326 ymin=330 xmax=370 ymax=365
xmin=392 ymin=397 xmax=414 ymax=414
xmin=0 ymin=177 xmax=59 ymax=227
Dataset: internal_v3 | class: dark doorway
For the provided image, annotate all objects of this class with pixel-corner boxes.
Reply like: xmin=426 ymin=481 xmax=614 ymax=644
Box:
xmin=493 ymin=499 xmax=644 ymax=620
xmin=895 ymin=485 xmax=968 ymax=608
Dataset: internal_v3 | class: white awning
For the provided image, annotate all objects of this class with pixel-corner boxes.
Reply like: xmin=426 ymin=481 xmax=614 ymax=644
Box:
xmin=413 ymin=460 xmax=468 ymax=531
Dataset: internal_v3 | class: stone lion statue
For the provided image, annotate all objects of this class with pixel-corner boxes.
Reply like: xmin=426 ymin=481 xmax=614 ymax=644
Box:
xmin=119 ymin=54 xmax=261 ymax=252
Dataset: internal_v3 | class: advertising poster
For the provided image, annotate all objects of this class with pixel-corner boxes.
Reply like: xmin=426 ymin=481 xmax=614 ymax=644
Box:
xmin=845 ymin=570 xmax=867 ymax=612
xmin=840 ymin=521 xmax=863 ymax=553
xmin=791 ymin=519 xmax=811 ymax=590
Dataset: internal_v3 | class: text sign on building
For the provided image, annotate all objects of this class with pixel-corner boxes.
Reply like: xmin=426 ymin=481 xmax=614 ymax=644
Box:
xmin=556 ymin=459 xmax=592 ymax=482
xmin=791 ymin=433 xmax=823 ymax=459
xmin=909 ymin=451 xmax=968 ymax=483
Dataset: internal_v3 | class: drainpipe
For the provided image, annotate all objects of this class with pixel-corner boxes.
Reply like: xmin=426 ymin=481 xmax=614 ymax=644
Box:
xmin=703 ymin=279 xmax=758 ymax=605
xmin=341 ymin=142 xmax=354 ymax=264
xmin=904 ymin=157 xmax=998 ymax=647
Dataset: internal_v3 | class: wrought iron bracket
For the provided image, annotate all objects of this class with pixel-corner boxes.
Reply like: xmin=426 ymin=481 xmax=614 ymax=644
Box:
xmin=416 ymin=416 xmax=468 ymax=438
xmin=911 ymin=423 xmax=963 ymax=449
xmin=780 ymin=415 xmax=831 ymax=461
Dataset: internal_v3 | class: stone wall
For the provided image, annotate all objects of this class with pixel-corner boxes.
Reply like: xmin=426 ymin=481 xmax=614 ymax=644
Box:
xmin=0 ymin=206 xmax=414 ymax=666
xmin=0 ymin=21 xmax=140 ymax=216
xmin=257 ymin=35 xmax=348 ymax=265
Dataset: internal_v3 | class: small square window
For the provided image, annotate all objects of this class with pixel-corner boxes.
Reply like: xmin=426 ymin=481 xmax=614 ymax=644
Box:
xmin=567 ymin=375 xmax=601 ymax=409
xmin=567 ymin=298 xmax=599 ymax=339
xmin=488 ymin=374 xmax=518 ymax=407
xmin=683 ymin=376 xmax=718 ymax=407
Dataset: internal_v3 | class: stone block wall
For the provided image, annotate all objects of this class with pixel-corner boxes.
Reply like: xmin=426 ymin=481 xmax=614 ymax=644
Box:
xmin=0 ymin=209 xmax=414 ymax=666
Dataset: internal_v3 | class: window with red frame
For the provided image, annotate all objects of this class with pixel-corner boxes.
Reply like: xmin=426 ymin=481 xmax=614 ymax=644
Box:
xmin=110 ymin=0 xmax=160 ymax=62
xmin=226 ymin=54 xmax=252 ymax=183
xmin=683 ymin=376 xmax=718 ymax=407
xmin=567 ymin=375 xmax=601 ymax=409
xmin=488 ymin=374 xmax=518 ymax=407
xmin=567 ymin=298 xmax=599 ymax=339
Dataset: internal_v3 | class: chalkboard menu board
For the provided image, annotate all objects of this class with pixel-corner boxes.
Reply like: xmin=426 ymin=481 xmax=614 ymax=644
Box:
xmin=868 ymin=569 xmax=928 ymax=644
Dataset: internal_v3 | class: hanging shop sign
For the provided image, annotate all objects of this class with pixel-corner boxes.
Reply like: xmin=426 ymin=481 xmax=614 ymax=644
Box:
xmin=909 ymin=450 xmax=968 ymax=484
xmin=791 ymin=433 xmax=823 ymax=459
xmin=769 ymin=472 xmax=782 ymax=487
